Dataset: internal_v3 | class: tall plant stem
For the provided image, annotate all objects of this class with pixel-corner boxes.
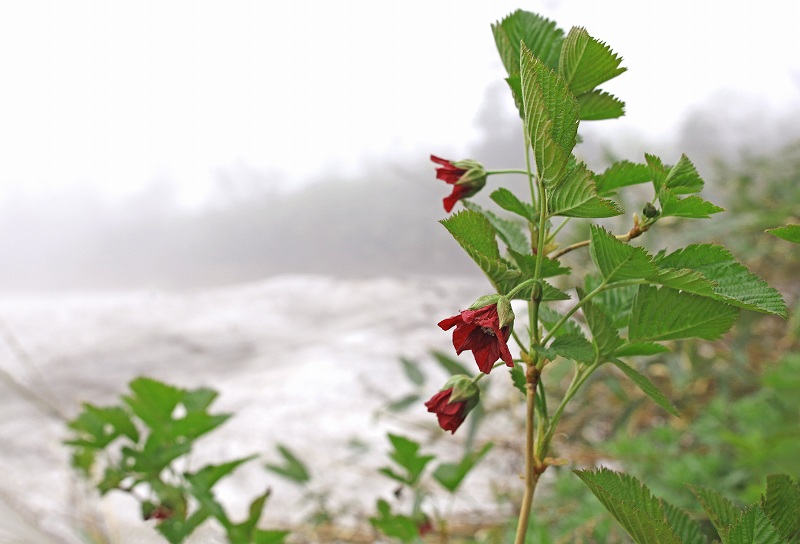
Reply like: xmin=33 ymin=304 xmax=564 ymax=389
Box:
xmin=515 ymin=365 xmax=541 ymax=544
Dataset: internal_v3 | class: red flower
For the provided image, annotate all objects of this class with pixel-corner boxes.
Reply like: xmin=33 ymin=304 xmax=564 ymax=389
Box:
xmin=438 ymin=301 xmax=514 ymax=374
xmin=425 ymin=377 xmax=479 ymax=434
xmin=430 ymin=155 xmax=487 ymax=212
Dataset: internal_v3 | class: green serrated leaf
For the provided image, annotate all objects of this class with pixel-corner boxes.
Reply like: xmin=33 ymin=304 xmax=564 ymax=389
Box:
xmin=264 ymin=445 xmax=310 ymax=484
xmin=645 ymin=267 xmax=717 ymax=297
xmin=629 ymin=285 xmax=739 ymax=342
xmin=440 ymin=209 xmax=500 ymax=260
xmin=538 ymin=333 xmax=594 ymax=363
xmin=492 ymin=10 xmax=564 ymax=76
xmin=509 ymin=280 xmax=571 ymax=302
xmin=520 ymin=43 xmax=579 ymax=187
xmin=589 ymin=225 xmax=655 ymax=282
xmin=609 ymin=359 xmax=679 ymax=417
xmin=645 ymin=154 xmax=668 ymax=193
xmin=539 ymin=305 xmax=585 ymax=339
xmin=574 ymin=468 xmax=682 ymax=544
xmin=690 ymin=484 xmax=740 ymax=537
xmin=664 ymin=154 xmax=704 ymax=194
xmin=661 ymin=500 xmax=707 ymax=544
xmin=658 ymin=189 xmax=724 ymax=219
xmin=440 ymin=210 xmax=521 ymax=292
xmin=462 ymin=200 xmax=529 ymax=254
xmin=762 ymin=474 xmax=800 ymax=543
xmin=654 ymin=244 xmax=787 ymax=317
xmin=399 ymin=357 xmax=425 ymax=387
xmin=508 ymin=249 xmax=571 ymax=278
xmin=548 ymin=163 xmax=624 ymax=218
xmin=727 ymin=503 xmax=786 ymax=544
xmin=595 ymin=160 xmax=652 ymax=197
xmin=559 ymin=26 xmax=626 ymax=96
xmin=585 ymin=274 xmax=637 ymax=328
xmin=580 ymin=291 xmax=623 ymax=360
xmin=576 ymin=90 xmax=625 ymax=121
xmin=767 ymin=224 xmax=800 ymax=244
xmin=491 ymin=188 xmax=537 ymax=222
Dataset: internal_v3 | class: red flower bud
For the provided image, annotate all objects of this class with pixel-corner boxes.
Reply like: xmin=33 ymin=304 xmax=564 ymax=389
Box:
xmin=438 ymin=301 xmax=514 ymax=374
xmin=424 ymin=376 xmax=479 ymax=434
xmin=430 ymin=155 xmax=487 ymax=212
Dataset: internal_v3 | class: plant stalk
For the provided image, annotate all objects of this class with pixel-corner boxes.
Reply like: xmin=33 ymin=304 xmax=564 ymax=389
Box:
xmin=514 ymin=364 xmax=541 ymax=544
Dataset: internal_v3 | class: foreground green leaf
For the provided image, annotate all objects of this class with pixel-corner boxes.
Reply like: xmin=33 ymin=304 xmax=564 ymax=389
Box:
xmin=629 ymin=285 xmax=739 ymax=342
xmin=559 ymin=26 xmax=626 ymax=96
xmin=767 ymin=224 xmax=800 ymax=244
xmin=654 ymin=244 xmax=787 ymax=317
xmin=609 ymin=359 xmax=679 ymax=417
xmin=520 ymin=42 xmax=579 ymax=187
xmin=574 ymin=468 xmax=682 ymax=544
xmin=547 ymin=163 xmax=624 ymax=218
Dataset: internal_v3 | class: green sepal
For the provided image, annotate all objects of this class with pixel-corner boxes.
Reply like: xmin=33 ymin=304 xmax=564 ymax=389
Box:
xmin=441 ymin=375 xmax=480 ymax=405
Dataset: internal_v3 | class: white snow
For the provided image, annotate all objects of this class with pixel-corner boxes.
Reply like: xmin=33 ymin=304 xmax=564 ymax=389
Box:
xmin=0 ymin=275 xmax=507 ymax=542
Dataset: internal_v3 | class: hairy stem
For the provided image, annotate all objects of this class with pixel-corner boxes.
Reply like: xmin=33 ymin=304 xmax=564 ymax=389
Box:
xmin=515 ymin=364 xmax=541 ymax=544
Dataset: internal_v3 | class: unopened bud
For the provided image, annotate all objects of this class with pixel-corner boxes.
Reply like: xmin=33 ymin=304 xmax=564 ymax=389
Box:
xmin=643 ymin=202 xmax=660 ymax=219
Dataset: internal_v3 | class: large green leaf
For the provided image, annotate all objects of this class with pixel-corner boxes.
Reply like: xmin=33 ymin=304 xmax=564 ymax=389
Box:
xmin=492 ymin=10 xmax=564 ymax=76
xmin=727 ymin=504 xmax=786 ymax=544
xmin=559 ymin=27 xmax=626 ymax=96
xmin=629 ymin=285 xmax=739 ymax=342
xmin=690 ymin=484 xmax=740 ymax=537
xmin=520 ymin=43 xmax=579 ymax=187
xmin=440 ymin=210 xmax=520 ymax=292
xmin=547 ymin=162 xmax=623 ymax=217
xmin=654 ymin=244 xmax=787 ymax=317
xmin=580 ymin=293 xmax=623 ymax=360
xmin=595 ymin=160 xmax=651 ymax=197
xmin=661 ymin=501 xmax=707 ymax=544
xmin=462 ymin=200 xmax=529 ymax=254
xmin=766 ymin=224 xmax=800 ymax=244
xmin=574 ymin=468 xmax=682 ymax=544
xmin=609 ymin=359 xmax=679 ymax=417
xmin=589 ymin=225 xmax=655 ymax=283
xmin=645 ymin=267 xmax=717 ymax=297
xmin=762 ymin=474 xmax=800 ymax=543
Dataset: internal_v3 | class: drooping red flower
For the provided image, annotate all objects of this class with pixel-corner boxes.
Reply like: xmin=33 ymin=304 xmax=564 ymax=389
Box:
xmin=438 ymin=302 xmax=514 ymax=374
xmin=424 ymin=381 xmax=479 ymax=434
xmin=430 ymin=155 xmax=487 ymax=212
